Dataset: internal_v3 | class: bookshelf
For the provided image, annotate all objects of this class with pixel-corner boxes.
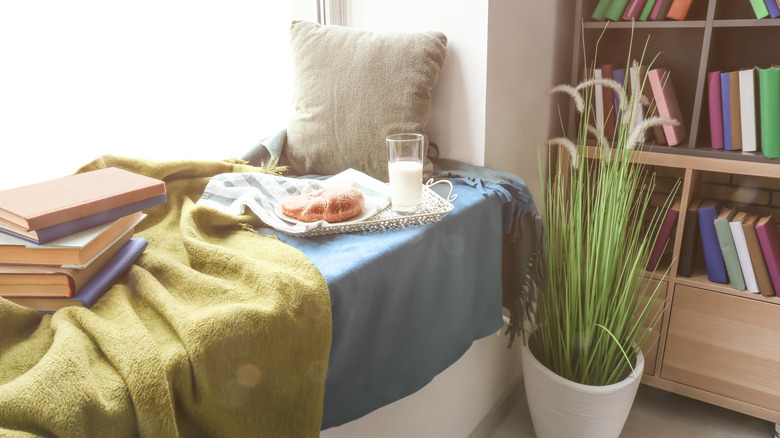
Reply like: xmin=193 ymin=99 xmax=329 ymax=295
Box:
xmin=572 ymin=0 xmax=780 ymax=426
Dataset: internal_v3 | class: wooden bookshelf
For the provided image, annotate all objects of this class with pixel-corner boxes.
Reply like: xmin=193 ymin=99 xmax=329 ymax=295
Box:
xmin=571 ymin=0 xmax=780 ymax=426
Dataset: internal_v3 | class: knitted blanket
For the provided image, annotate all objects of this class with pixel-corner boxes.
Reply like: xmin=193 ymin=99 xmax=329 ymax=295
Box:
xmin=0 ymin=155 xmax=332 ymax=437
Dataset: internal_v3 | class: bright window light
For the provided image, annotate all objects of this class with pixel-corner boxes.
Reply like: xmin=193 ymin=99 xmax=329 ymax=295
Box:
xmin=0 ymin=1 xmax=296 ymax=189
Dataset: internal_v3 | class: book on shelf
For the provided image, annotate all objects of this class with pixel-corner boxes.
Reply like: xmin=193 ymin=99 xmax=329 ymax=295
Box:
xmin=651 ymin=0 xmax=674 ymax=20
xmin=622 ymin=0 xmax=648 ymax=20
xmin=0 ymin=212 xmax=144 ymax=267
xmin=628 ymin=65 xmax=646 ymax=128
xmin=738 ymin=68 xmax=758 ymax=153
xmin=592 ymin=0 xmax=613 ymax=20
xmin=756 ymin=66 xmax=780 ymax=159
xmin=640 ymin=0 xmax=657 ymax=20
xmin=729 ymin=211 xmax=759 ymax=293
xmin=698 ymin=200 xmax=728 ymax=284
xmin=665 ymin=0 xmax=692 ymax=20
xmin=5 ymin=237 xmax=148 ymax=312
xmin=749 ymin=0 xmax=770 ymax=18
xmin=605 ymin=0 xmax=632 ymax=21
xmin=647 ymin=199 xmax=680 ymax=271
xmin=0 ymin=230 xmax=132 ymax=298
xmin=742 ymin=213 xmax=776 ymax=297
xmin=755 ymin=215 xmax=780 ymax=297
xmin=632 ymin=64 xmax=666 ymax=144
xmin=714 ymin=207 xmax=746 ymax=291
xmin=0 ymin=167 xmax=165 ymax=232
xmin=601 ymin=64 xmax=618 ymax=140
xmin=765 ymin=0 xmax=780 ymax=18
xmin=677 ymin=198 xmax=702 ymax=278
xmin=613 ymin=68 xmax=627 ymax=129
xmin=707 ymin=71 xmax=725 ymax=150
xmin=720 ymin=72 xmax=733 ymax=151
xmin=728 ymin=71 xmax=744 ymax=151
xmin=648 ymin=68 xmax=687 ymax=146
xmin=0 ymin=193 xmax=165 ymax=244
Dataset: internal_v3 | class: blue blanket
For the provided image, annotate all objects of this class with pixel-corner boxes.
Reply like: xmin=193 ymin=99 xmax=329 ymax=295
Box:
xmin=268 ymin=177 xmax=536 ymax=428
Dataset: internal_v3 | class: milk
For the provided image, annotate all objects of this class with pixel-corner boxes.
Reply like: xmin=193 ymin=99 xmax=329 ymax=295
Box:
xmin=388 ymin=160 xmax=423 ymax=211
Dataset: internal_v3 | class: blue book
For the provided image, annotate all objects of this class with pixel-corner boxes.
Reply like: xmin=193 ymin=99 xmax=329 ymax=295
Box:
xmin=720 ymin=72 xmax=732 ymax=150
xmin=0 ymin=193 xmax=165 ymax=244
xmin=765 ymin=0 xmax=780 ymax=17
xmin=613 ymin=68 xmax=627 ymax=130
xmin=698 ymin=200 xmax=728 ymax=283
xmin=5 ymin=237 xmax=148 ymax=312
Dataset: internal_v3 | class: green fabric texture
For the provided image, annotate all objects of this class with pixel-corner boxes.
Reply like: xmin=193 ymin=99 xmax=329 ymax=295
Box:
xmin=284 ymin=20 xmax=447 ymax=182
xmin=0 ymin=155 xmax=332 ymax=437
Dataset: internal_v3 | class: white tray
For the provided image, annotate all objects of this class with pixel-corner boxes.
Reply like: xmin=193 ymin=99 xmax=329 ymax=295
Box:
xmin=287 ymin=180 xmax=457 ymax=237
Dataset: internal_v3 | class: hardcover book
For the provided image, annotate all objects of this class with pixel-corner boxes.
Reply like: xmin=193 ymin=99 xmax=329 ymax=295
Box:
xmin=594 ymin=68 xmax=605 ymax=135
xmin=728 ymin=71 xmax=743 ymax=151
xmin=0 ymin=212 xmax=144 ymax=267
xmin=707 ymin=71 xmax=724 ymax=150
xmin=613 ymin=68 xmax=627 ymax=129
xmin=640 ymin=0 xmax=658 ymax=20
xmin=5 ymin=237 xmax=148 ymax=312
xmin=666 ymin=0 xmax=693 ymax=20
xmin=720 ymin=72 xmax=732 ymax=150
xmin=738 ymin=68 xmax=758 ymax=152
xmin=648 ymin=68 xmax=687 ymax=145
xmin=0 ymin=167 xmax=165 ymax=232
xmin=605 ymin=0 xmax=632 ymax=20
xmin=714 ymin=207 xmax=745 ymax=291
xmin=749 ymin=0 xmax=770 ymax=18
xmin=601 ymin=64 xmax=618 ymax=140
xmin=698 ymin=200 xmax=728 ymax=283
xmin=765 ymin=0 xmax=780 ymax=17
xmin=757 ymin=66 xmax=780 ymax=158
xmin=755 ymin=215 xmax=780 ymax=297
xmin=0 ymin=193 xmax=165 ymax=244
xmin=623 ymin=0 xmax=648 ymax=20
xmin=0 ymin=231 xmax=132 ymax=298
xmin=677 ymin=198 xmax=702 ymax=277
xmin=647 ymin=199 xmax=680 ymax=270
xmin=729 ymin=211 xmax=759 ymax=293
xmin=742 ymin=213 xmax=775 ymax=297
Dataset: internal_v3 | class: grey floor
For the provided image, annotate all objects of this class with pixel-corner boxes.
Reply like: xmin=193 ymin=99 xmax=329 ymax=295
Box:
xmin=490 ymin=384 xmax=777 ymax=438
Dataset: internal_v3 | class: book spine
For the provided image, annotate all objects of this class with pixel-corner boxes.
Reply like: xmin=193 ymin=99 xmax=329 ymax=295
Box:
xmin=730 ymin=220 xmax=759 ymax=293
xmin=613 ymin=68 xmax=627 ymax=129
xmin=699 ymin=206 xmax=728 ymax=283
xmin=73 ymin=237 xmax=148 ymax=307
xmin=766 ymin=0 xmax=780 ymax=17
xmin=605 ymin=0 xmax=632 ymax=21
xmin=677 ymin=207 xmax=700 ymax=277
xmin=649 ymin=0 xmax=665 ymax=19
xmin=707 ymin=71 xmax=724 ymax=150
xmin=728 ymin=71 xmax=743 ymax=151
xmin=648 ymin=68 xmax=688 ymax=146
xmin=738 ymin=69 xmax=758 ymax=152
xmin=601 ymin=64 xmax=617 ymax=140
xmin=743 ymin=217 xmax=776 ymax=297
xmin=666 ymin=0 xmax=692 ymax=20
xmin=750 ymin=0 xmax=770 ymax=18
xmin=720 ymin=72 xmax=733 ymax=151
xmin=756 ymin=219 xmax=780 ymax=297
xmin=757 ymin=66 xmax=780 ymax=158
xmin=593 ymin=0 xmax=615 ymax=20
xmin=640 ymin=0 xmax=657 ymax=20
xmin=714 ymin=215 xmax=746 ymax=291
xmin=623 ymin=0 xmax=648 ymax=20
xmin=594 ymin=68 xmax=605 ymax=135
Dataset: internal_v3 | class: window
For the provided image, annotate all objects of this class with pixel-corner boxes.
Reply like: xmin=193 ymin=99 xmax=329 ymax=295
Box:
xmin=0 ymin=1 xmax=312 ymax=189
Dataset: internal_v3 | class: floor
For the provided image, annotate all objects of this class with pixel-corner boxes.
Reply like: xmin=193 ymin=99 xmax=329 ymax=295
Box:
xmin=489 ymin=384 xmax=777 ymax=438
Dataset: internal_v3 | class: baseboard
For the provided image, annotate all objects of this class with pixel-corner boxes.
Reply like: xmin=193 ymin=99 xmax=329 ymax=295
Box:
xmin=468 ymin=374 xmax=525 ymax=438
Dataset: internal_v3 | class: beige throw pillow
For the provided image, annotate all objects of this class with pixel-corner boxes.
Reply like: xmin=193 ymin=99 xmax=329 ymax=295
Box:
xmin=285 ymin=20 xmax=447 ymax=181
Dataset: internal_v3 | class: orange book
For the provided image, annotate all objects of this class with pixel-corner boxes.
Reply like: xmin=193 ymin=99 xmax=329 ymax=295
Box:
xmin=0 ymin=212 xmax=143 ymax=267
xmin=0 ymin=167 xmax=164 ymax=231
xmin=0 ymin=229 xmax=132 ymax=297
xmin=666 ymin=0 xmax=693 ymax=20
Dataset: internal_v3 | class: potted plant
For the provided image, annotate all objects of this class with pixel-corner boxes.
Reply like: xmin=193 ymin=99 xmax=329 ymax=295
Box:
xmin=514 ymin=51 xmax=680 ymax=438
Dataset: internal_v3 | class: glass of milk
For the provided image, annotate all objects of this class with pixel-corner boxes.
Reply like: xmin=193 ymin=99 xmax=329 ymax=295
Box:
xmin=386 ymin=133 xmax=424 ymax=214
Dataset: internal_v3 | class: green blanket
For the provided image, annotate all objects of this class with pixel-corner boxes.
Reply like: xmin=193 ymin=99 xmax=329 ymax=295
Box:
xmin=0 ymin=155 xmax=332 ymax=437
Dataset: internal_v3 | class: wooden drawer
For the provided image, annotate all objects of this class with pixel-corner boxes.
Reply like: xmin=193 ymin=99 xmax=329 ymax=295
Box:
xmin=641 ymin=278 xmax=667 ymax=376
xmin=661 ymin=285 xmax=780 ymax=410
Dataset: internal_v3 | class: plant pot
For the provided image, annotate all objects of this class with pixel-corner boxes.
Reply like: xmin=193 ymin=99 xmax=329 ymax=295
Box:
xmin=521 ymin=338 xmax=644 ymax=438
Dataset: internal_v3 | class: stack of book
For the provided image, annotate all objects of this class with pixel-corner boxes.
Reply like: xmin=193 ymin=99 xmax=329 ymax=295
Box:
xmin=0 ymin=168 xmax=166 ymax=312
xmin=662 ymin=197 xmax=780 ymax=297
xmin=592 ymin=0 xmax=694 ymax=22
xmin=707 ymin=66 xmax=780 ymax=158
xmin=592 ymin=64 xmax=687 ymax=146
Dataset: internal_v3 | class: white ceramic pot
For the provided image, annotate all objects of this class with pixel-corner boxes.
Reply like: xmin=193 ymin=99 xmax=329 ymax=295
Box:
xmin=521 ymin=340 xmax=644 ymax=438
